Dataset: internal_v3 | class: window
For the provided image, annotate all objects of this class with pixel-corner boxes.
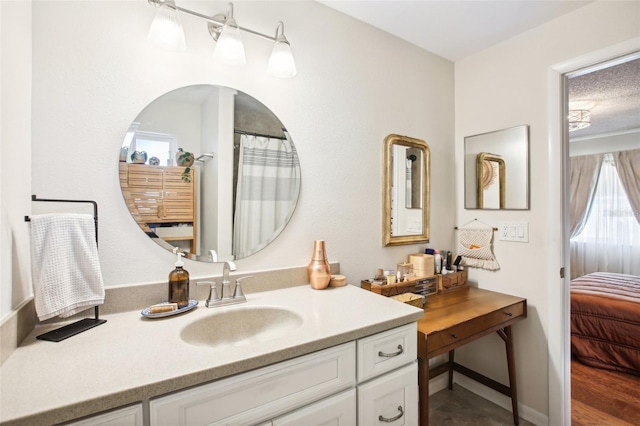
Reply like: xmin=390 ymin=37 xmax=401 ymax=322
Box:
xmin=127 ymin=129 xmax=177 ymax=166
xmin=573 ymin=155 xmax=640 ymax=245
xmin=571 ymin=154 xmax=640 ymax=277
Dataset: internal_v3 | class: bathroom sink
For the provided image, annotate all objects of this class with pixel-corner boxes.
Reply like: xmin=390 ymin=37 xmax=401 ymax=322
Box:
xmin=180 ymin=306 xmax=303 ymax=348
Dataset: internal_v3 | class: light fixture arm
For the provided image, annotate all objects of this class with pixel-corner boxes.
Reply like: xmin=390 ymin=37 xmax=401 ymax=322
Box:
xmin=148 ymin=0 xmax=278 ymax=43
xmin=274 ymin=21 xmax=289 ymax=44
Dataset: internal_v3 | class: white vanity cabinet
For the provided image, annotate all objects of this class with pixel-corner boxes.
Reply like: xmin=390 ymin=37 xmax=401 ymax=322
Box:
xmin=149 ymin=323 xmax=418 ymax=426
xmin=356 ymin=323 xmax=418 ymax=425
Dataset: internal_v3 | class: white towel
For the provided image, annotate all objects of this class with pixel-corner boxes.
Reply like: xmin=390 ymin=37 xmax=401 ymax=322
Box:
xmin=457 ymin=227 xmax=500 ymax=271
xmin=30 ymin=213 xmax=105 ymax=321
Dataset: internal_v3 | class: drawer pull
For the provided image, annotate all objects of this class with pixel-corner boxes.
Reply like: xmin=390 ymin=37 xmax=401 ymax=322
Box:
xmin=378 ymin=344 xmax=404 ymax=358
xmin=505 ymin=312 xmax=513 ymax=317
xmin=451 ymin=334 xmax=458 ymax=339
xmin=379 ymin=406 xmax=404 ymax=423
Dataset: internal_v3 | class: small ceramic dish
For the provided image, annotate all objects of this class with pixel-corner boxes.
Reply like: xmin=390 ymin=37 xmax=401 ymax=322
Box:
xmin=329 ymin=274 xmax=347 ymax=287
xmin=141 ymin=299 xmax=199 ymax=318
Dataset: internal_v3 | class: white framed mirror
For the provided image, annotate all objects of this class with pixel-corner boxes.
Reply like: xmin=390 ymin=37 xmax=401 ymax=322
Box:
xmin=119 ymin=85 xmax=301 ymax=262
xmin=464 ymin=125 xmax=530 ymax=210
xmin=383 ymin=134 xmax=430 ymax=246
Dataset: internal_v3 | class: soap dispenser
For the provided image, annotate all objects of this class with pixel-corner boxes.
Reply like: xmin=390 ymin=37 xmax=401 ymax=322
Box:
xmin=169 ymin=251 xmax=189 ymax=308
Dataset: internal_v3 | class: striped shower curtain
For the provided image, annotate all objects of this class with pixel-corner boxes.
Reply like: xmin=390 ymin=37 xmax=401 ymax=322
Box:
xmin=233 ymin=133 xmax=300 ymax=258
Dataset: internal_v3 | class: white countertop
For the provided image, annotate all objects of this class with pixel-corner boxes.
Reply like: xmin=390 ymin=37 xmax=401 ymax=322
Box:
xmin=0 ymin=284 xmax=424 ymax=425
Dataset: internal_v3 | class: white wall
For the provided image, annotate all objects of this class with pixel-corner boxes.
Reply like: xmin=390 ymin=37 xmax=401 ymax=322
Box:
xmin=3 ymin=0 xmax=453 ymax=317
xmin=455 ymin=1 xmax=639 ymax=424
xmin=0 ymin=1 xmax=32 ymax=319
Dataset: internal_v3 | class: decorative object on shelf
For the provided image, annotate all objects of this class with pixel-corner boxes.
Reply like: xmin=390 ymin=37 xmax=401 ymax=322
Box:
xmin=131 ymin=150 xmax=147 ymax=164
xmin=175 ymin=148 xmax=194 ymax=167
xmin=307 ymin=240 xmax=331 ymax=290
xmin=149 ymin=156 xmax=161 ymax=166
xmin=181 ymin=166 xmax=192 ymax=183
xmin=119 ymin=146 xmax=128 ymax=162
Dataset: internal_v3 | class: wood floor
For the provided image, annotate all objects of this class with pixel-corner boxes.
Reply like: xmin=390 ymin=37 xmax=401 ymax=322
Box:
xmin=572 ymin=358 xmax=640 ymax=426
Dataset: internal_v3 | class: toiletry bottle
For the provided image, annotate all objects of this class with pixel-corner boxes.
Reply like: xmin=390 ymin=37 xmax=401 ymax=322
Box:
xmin=169 ymin=252 xmax=189 ymax=308
xmin=434 ymin=250 xmax=442 ymax=274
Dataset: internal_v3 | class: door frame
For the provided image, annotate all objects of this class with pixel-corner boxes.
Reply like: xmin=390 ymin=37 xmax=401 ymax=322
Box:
xmin=548 ymin=37 xmax=640 ymax=425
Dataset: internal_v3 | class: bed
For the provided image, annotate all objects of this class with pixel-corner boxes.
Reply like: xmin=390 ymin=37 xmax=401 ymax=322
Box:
xmin=571 ymin=272 xmax=640 ymax=376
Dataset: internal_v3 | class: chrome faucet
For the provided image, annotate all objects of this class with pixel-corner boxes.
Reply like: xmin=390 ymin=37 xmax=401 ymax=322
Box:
xmin=220 ymin=261 xmax=232 ymax=300
xmin=197 ymin=261 xmax=252 ymax=308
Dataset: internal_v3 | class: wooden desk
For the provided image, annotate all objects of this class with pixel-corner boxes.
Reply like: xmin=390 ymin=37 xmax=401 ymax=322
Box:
xmin=417 ymin=287 xmax=527 ymax=426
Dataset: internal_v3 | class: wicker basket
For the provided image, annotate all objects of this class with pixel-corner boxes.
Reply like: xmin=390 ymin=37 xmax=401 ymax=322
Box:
xmin=390 ymin=293 xmax=423 ymax=308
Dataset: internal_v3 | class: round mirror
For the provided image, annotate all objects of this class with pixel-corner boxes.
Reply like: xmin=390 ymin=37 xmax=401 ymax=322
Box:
xmin=118 ymin=85 xmax=301 ymax=261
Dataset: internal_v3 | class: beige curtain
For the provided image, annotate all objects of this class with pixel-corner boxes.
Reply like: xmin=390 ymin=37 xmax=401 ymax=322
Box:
xmin=613 ymin=148 xmax=640 ymax=226
xmin=569 ymin=154 xmax=603 ymax=238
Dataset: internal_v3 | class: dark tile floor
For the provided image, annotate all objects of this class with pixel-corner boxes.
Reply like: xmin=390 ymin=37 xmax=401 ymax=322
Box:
xmin=429 ymin=384 xmax=536 ymax=426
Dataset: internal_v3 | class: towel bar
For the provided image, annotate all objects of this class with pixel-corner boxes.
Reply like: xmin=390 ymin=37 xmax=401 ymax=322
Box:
xmin=26 ymin=194 xmax=106 ymax=342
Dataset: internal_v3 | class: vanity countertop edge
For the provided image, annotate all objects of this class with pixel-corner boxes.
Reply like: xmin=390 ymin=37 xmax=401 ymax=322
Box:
xmin=0 ymin=284 xmax=423 ymax=426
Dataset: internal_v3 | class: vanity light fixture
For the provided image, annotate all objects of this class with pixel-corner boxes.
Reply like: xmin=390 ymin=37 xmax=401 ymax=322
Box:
xmin=568 ymin=109 xmax=591 ymax=131
xmin=147 ymin=0 xmax=297 ymax=78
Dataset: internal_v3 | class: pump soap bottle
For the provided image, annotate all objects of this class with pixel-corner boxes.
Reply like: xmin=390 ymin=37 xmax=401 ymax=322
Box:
xmin=169 ymin=251 xmax=189 ymax=308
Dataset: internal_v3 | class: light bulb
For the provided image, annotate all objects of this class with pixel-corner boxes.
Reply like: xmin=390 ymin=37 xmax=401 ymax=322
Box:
xmin=147 ymin=0 xmax=186 ymax=52
xmin=267 ymin=37 xmax=296 ymax=78
xmin=213 ymin=18 xmax=246 ymax=65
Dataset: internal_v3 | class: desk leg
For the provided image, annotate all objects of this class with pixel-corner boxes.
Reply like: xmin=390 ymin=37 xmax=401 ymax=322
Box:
xmin=504 ymin=326 xmax=519 ymax=426
xmin=418 ymin=356 xmax=429 ymax=426
xmin=448 ymin=350 xmax=455 ymax=390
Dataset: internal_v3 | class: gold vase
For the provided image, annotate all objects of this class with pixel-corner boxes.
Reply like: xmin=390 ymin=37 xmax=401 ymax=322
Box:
xmin=307 ymin=240 xmax=331 ymax=290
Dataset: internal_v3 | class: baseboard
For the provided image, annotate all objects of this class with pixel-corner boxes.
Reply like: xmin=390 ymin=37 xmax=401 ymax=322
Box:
xmin=428 ymin=373 xmax=449 ymax=395
xmin=454 ymin=373 xmax=548 ymax=426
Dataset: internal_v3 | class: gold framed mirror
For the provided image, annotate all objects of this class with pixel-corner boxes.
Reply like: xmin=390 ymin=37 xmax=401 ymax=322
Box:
xmin=476 ymin=152 xmax=505 ymax=209
xmin=383 ymin=134 xmax=430 ymax=246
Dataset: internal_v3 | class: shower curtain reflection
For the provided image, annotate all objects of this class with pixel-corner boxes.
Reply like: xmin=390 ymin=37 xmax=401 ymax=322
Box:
xmin=233 ymin=133 xmax=301 ymax=258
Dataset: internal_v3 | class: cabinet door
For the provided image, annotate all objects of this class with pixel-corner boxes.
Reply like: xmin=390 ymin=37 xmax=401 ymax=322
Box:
xmin=162 ymin=167 xmax=194 ymax=221
xmin=272 ymin=388 xmax=356 ymax=426
xmin=357 ymin=362 xmax=418 ymax=426
xmin=65 ymin=404 xmax=143 ymax=426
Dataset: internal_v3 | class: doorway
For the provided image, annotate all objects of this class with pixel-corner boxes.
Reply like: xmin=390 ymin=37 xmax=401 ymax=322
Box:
xmin=563 ymin=52 xmax=640 ymax=425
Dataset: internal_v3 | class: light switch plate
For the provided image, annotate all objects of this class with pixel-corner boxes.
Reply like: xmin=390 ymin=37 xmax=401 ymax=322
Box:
xmin=499 ymin=221 xmax=529 ymax=242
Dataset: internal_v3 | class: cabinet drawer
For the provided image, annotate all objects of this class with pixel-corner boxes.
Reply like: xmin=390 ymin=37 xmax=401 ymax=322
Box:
xmin=127 ymin=165 xmax=163 ymax=188
xmin=357 ymin=362 xmax=418 ymax=426
xmin=150 ymin=342 xmax=356 ymax=426
xmin=357 ymin=323 xmax=417 ymax=382
xmin=272 ymin=388 xmax=356 ymax=426
xmin=427 ymin=301 xmax=525 ymax=354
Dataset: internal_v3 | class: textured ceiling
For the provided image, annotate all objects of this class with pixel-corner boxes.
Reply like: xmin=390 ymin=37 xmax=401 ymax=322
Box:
xmin=568 ymin=57 xmax=640 ymax=139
